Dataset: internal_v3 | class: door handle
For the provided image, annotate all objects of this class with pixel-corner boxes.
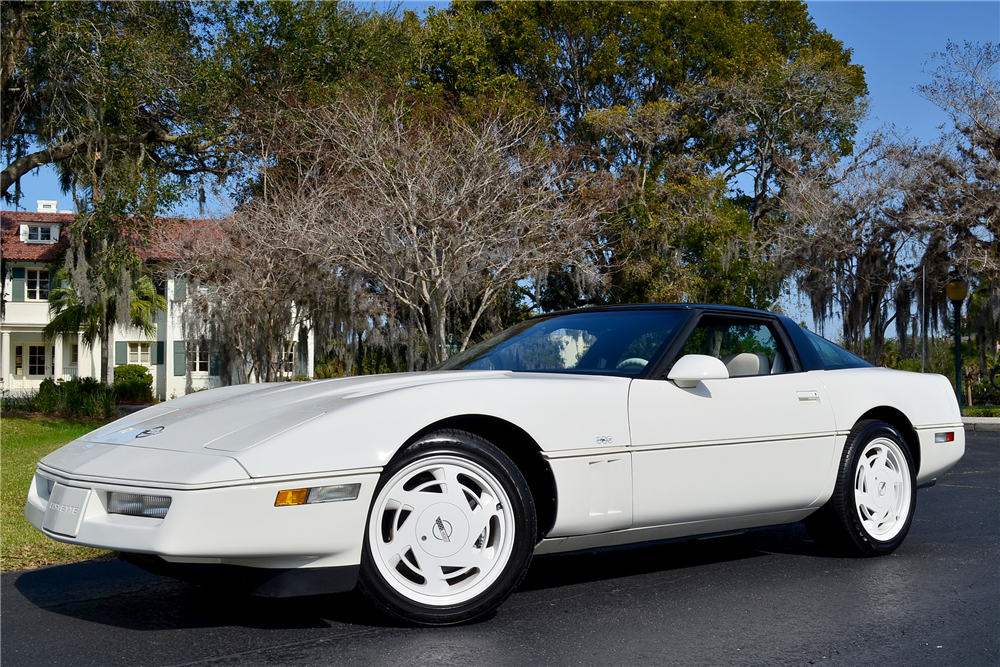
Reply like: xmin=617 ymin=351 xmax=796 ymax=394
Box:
xmin=797 ymin=390 xmax=821 ymax=402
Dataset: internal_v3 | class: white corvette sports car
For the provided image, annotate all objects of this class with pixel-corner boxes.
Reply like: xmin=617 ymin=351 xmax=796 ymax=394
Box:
xmin=27 ymin=305 xmax=964 ymax=624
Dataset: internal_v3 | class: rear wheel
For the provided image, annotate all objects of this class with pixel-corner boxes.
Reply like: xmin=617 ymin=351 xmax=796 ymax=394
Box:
xmin=358 ymin=429 xmax=536 ymax=625
xmin=805 ymin=420 xmax=916 ymax=556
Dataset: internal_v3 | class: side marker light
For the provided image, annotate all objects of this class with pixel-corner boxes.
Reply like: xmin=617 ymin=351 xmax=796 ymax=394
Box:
xmin=276 ymin=484 xmax=361 ymax=507
xmin=275 ymin=488 xmax=309 ymax=506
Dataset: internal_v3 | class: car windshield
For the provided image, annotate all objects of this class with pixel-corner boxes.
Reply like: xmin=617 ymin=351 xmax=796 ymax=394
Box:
xmin=437 ymin=309 xmax=690 ymax=377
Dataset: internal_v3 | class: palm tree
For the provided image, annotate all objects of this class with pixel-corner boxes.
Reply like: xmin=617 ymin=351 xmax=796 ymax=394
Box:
xmin=45 ymin=269 xmax=167 ymax=384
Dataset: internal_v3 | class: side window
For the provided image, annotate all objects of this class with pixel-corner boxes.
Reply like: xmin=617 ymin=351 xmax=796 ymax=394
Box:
xmin=674 ymin=318 xmax=790 ymax=377
xmin=803 ymin=330 xmax=871 ymax=370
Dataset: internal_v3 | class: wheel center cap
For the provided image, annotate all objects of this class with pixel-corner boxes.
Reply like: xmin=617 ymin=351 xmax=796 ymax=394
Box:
xmin=417 ymin=502 xmax=468 ymax=558
xmin=432 ymin=516 xmax=453 ymax=542
xmin=870 ymin=471 xmax=894 ymax=509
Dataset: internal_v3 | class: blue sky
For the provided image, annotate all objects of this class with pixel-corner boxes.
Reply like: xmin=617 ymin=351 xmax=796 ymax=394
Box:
xmin=808 ymin=1 xmax=999 ymax=140
xmin=7 ymin=1 xmax=998 ymax=216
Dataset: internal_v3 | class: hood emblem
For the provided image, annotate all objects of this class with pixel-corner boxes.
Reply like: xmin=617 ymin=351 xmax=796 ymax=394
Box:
xmin=433 ymin=516 xmax=452 ymax=542
xmin=135 ymin=426 xmax=165 ymax=438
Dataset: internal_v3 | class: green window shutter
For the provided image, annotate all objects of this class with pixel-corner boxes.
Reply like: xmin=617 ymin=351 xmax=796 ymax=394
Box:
xmin=173 ymin=341 xmax=186 ymax=376
xmin=115 ymin=342 xmax=128 ymax=365
xmin=173 ymin=277 xmax=187 ymax=302
xmin=11 ymin=267 xmax=25 ymax=302
xmin=152 ymin=341 xmax=164 ymax=365
xmin=209 ymin=350 xmax=220 ymax=376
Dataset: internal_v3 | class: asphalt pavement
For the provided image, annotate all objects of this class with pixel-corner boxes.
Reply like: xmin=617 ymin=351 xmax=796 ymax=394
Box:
xmin=3 ymin=432 xmax=997 ymax=667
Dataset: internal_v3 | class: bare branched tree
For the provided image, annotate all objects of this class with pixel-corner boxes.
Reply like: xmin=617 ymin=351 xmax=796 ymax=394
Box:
xmin=780 ymin=133 xmax=928 ymax=361
xmin=916 ymin=41 xmax=999 ymax=285
xmin=776 ymin=42 xmax=998 ymax=365
xmin=170 ymin=90 xmax=604 ymax=376
xmin=159 ymin=206 xmax=354 ymax=384
xmin=289 ymin=92 xmax=604 ymax=366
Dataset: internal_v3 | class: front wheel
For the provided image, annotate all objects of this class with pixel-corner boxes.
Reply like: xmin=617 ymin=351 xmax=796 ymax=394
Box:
xmin=358 ymin=429 xmax=536 ymax=625
xmin=805 ymin=420 xmax=916 ymax=557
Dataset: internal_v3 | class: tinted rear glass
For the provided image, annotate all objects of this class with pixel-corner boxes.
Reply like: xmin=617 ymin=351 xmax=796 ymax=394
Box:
xmin=802 ymin=330 xmax=872 ymax=370
xmin=437 ymin=310 xmax=689 ymax=377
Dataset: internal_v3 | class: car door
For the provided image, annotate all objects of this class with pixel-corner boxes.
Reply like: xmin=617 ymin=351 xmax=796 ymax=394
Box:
xmin=628 ymin=313 xmax=838 ymax=528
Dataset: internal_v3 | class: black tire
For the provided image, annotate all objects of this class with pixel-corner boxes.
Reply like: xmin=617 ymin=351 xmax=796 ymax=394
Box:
xmin=804 ymin=420 xmax=917 ymax=557
xmin=358 ymin=429 xmax=536 ymax=625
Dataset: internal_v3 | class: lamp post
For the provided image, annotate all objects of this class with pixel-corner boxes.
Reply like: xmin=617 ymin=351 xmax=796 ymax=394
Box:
xmin=945 ymin=275 xmax=969 ymax=407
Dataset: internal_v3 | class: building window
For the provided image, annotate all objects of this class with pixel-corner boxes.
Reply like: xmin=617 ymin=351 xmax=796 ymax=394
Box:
xmin=29 ymin=345 xmax=46 ymax=376
xmin=26 ymin=269 xmax=50 ymax=300
xmin=128 ymin=342 xmax=151 ymax=365
xmin=71 ymin=344 xmax=79 ymax=365
xmin=190 ymin=344 xmax=209 ymax=373
xmin=15 ymin=346 xmax=23 ymax=376
xmin=28 ymin=226 xmax=53 ymax=242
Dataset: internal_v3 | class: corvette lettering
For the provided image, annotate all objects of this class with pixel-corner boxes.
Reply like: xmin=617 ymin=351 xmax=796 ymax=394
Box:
xmin=48 ymin=501 xmax=79 ymax=515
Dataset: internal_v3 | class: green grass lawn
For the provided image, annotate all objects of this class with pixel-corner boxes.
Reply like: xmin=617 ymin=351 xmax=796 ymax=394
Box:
xmin=963 ymin=406 xmax=1000 ymax=417
xmin=1 ymin=414 xmax=114 ymax=571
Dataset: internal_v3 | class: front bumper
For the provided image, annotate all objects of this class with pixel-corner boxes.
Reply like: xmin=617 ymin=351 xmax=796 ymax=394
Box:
xmin=26 ymin=466 xmax=380 ymax=572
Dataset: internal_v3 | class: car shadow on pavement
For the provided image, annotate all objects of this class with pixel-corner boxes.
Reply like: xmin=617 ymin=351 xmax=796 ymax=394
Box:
xmin=11 ymin=559 xmax=397 ymax=631
xmin=10 ymin=523 xmax=831 ymax=632
xmin=521 ymin=522 xmax=832 ymax=592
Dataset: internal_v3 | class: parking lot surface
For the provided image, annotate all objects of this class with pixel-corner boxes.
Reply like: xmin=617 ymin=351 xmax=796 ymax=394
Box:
xmin=2 ymin=432 xmax=997 ymax=667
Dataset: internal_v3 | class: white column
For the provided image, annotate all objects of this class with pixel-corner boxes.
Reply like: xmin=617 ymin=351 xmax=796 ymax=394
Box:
xmin=1 ymin=330 xmax=10 ymax=387
xmin=52 ymin=334 xmax=63 ymax=379
xmin=75 ymin=331 xmax=83 ymax=378
xmin=307 ymin=325 xmax=315 ymax=379
xmin=164 ymin=278 xmax=174 ymax=400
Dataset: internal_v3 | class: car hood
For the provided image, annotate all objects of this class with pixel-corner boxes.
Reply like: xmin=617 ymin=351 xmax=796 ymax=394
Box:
xmin=41 ymin=371 xmax=633 ymax=483
xmin=80 ymin=372 xmax=509 ymax=453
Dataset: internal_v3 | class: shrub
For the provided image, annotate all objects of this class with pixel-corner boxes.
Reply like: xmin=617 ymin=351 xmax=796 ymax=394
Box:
xmin=893 ymin=359 xmax=921 ymax=373
xmin=314 ymin=362 xmax=344 ymax=379
xmin=0 ymin=390 xmax=38 ymax=413
xmin=3 ymin=378 xmax=116 ymax=418
xmin=35 ymin=378 xmax=64 ymax=413
xmin=114 ymin=364 xmax=154 ymax=403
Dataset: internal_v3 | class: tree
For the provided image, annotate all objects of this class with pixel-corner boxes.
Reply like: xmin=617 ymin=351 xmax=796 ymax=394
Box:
xmin=916 ymin=42 xmax=999 ymax=288
xmin=426 ymin=1 xmax=867 ymax=306
xmin=2 ymin=1 xmax=234 ymax=387
xmin=162 ymin=205 xmax=356 ymax=384
xmin=769 ymin=41 xmax=997 ymax=366
xmin=45 ymin=268 xmax=165 ymax=384
xmin=779 ymin=133 xmax=934 ymax=362
xmin=1 ymin=1 xmax=232 ymax=200
xmin=227 ymin=91 xmax=603 ymax=368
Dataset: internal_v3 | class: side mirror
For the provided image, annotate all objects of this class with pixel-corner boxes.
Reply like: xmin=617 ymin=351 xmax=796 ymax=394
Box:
xmin=667 ymin=354 xmax=729 ymax=388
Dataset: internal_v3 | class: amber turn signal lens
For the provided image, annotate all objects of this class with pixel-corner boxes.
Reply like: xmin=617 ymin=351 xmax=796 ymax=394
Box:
xmin=275 ymin=488 xmax=309 ymax=506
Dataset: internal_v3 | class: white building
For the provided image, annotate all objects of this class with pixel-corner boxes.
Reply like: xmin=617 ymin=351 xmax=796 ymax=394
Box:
xmin=1 ymin=202 xmax=314 ymax=400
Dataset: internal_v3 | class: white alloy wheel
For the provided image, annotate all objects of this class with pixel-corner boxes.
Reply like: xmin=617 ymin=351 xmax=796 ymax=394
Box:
xmin=804 ymin=419 xmax=917 ymax=557
xmin=367 ymin=454 xmax=517 ymax=607
xmin=852 ymin=436 xmax=912 ymax=541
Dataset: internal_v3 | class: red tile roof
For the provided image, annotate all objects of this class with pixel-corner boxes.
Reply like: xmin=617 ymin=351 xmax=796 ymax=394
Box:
xmin=0 ymin=211 xmax=72 ymax=261
xmin=1 ymin=210 xmax=227 ymax=264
